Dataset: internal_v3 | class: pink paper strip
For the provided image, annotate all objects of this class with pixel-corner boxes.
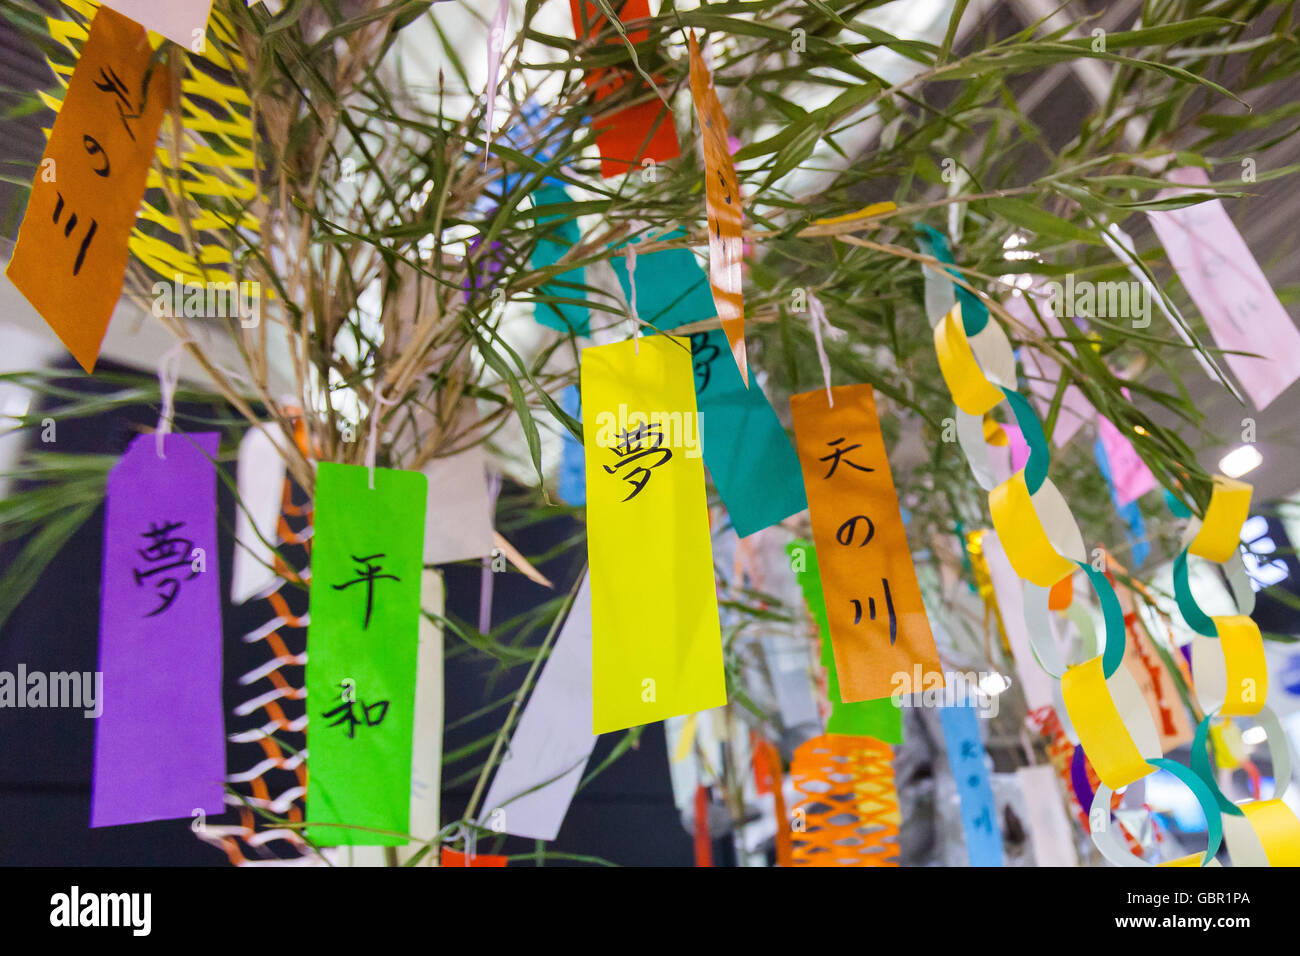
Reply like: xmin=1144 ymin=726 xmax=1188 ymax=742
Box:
xmin=92 ymin=432 xmax=226 ymax=827
xmin=1097 ymin=392 xmax=1156 ymax=506
xmin=1004 ymin=290 xmax=1094 ymax=447
xmin=1147 ymin=167 xmax=1300 ymax=411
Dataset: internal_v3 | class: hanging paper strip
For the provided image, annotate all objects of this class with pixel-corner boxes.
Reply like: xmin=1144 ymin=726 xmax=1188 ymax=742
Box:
xmin=480 ymin=574 xmax=597 ymax=841
xmin=1001 ymin=287 xmax=1094 ymax=447
xmin=231 ymin=425 xmax=289 ymax=605
xmin=569 ymin=0 xmax=679 ymax=178
xmin=1093 ymin=438 xmax=1150 ymax=567
xmin=789 ymin=734 xmax=899 ymax=866
xmin=752 ymin=736 xmax=793 ymax=866
xmin=938 ymin=704 xmax=1004 ymax=866
xmin=102 ymin=0 xmax=214 ymax=46
xmin=420 ymin=408 xmax=495 ymax=565
xmin=582 ymin=335 xmax=725 ymax=733
xmin=1096 ymin=405 xmax=1156 ymax=507
xmin=609 ymin=228 xmax=716 ymax=331
xmin=306 ymin=463 xmax=427 ymax=845
xmin=558 ymin=384 xmax=587 ymax=505
xmin=787 ymin=539 xmax=902 ymax=742
xmin=1147 ymin=167 xmax=1300 ymax=411
xmin=789 ymin=385 xmax=942 ymax=703
xmin=529 ymin=185 xmax=591 ymax=335
xmin=687 ymin=31 xmax=747 ymax=384
xmin=1014 ymin=764 xmax=1080 ymax=866
xmin=92 ymin=432 xmax=225 ymax=827
xmin=690 ymin=329 xmax=806 ymax=537
xmin=6 ymin=4 xmax=169 ymax=373
xmin=441 ymin=847 xmax=508 ymax=867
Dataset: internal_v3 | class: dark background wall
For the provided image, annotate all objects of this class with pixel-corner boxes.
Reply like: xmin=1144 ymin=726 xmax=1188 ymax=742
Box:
xmin=0 ymin=361 xmax=694 ymax=866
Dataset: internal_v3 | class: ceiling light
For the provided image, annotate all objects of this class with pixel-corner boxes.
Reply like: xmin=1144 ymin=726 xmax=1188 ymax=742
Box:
xmin=1219 ymin=445 xmax=1262 ymax=478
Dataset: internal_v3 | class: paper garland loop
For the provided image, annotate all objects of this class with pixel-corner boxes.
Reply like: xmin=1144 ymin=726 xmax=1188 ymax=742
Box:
xmin=1229 ymin=800 xmax=1300 ymax=867
xmin=989 ymin=471 xmax=1085 ymax=587
xmin=1089 ymin=758 xmax=1223 ymax=867
xmin=1186 ymin=476 xmax=1253 ymax=563
xmin=935 ymin=307 xmax=1004 ymax=416
xmin=1022 ymin=563 xmax=1123 ymax=681
xmin=1191 ymin=616 xmax=1268 ymax=717
xmin=1061 ymin=655 xmax=1161 ymax=790
xmin=1191 ymin=708 xmax=1291 ymax=818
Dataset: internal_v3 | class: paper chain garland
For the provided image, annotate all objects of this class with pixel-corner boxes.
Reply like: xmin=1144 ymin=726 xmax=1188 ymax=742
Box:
xmin=917 ymin=227 xmax=1300 ymax=867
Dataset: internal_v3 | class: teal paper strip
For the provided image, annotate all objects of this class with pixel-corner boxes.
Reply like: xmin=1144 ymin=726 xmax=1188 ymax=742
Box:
xmin=530 ymin=185 xmax=590 ymax=335
xmin=610 ymin=226 xmax=716 ymax=331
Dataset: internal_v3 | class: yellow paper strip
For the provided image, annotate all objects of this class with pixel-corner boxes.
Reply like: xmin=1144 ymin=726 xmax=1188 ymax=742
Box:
xmin=1061 ymin=656 xmax=1154 ymax=790
xmin=1214 ymin=614 xmax=1268 ymax=717
xmin=1189 ymin=476 xmax=1252 ymax=563
xmin=935 ymin=307 xmax=1004 ymax=415
xmin=1240 ymin=800 xmax=1300 ymax=867
xmin=582 ymin=335 xmax=726 ymax=734
xmin=989 ymin=471 xmax=1075 ymax=587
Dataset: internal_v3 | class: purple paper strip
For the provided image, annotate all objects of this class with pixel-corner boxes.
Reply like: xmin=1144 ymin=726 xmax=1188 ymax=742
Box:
xmin=91 ymin=432 xmax=226 ymax=827
xmin=1070 ymin=744 xmax=1094 ymax=812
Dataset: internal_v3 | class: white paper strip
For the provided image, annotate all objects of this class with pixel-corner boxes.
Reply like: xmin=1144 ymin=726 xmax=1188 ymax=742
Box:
xmin=1016 ymin=764 xmax=1080 ymax=866
xmin=983 ymin=533 xmax=1057 ymax=711
xmin=479 ymin=574 xmax=597 ymax=841
xmin=106 ymin=0 xmax=214 ymax=47
xmin=231 ymin=425 xmax=288 ymax=605
xmin=422 ymin=445 xmax=495 ymax=565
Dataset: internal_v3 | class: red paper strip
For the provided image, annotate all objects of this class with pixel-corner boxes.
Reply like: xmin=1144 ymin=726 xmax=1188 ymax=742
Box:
xmin=441 ymin=848 xmax=508 ymax=867
xmin=569 ymin=0 xmax=679 ymax=178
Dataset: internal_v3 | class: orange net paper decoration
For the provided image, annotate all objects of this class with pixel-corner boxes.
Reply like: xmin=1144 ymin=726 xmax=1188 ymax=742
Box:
xmin=788 ymin=734 xmax=900 ymax=866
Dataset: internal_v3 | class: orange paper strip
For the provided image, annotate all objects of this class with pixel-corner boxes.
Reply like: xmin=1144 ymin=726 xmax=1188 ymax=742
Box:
xmin=440 ymin=848 xmax=508 ymax=867
xmin=6 ymin=5 xmax=169 ymax=372
xmin=687 ymin=31 xmax=747 ymax=385
xmin=790 ymin=385 xmax=942 ymax=702
xmin=789 ymin=734 xmax=899 ymax=866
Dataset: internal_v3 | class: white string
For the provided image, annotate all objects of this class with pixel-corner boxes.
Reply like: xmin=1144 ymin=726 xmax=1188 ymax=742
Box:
xmin=807 ymin=292 xmax=834 ymax=407
xmin=365 ymin=386 xmax=396 ymax=491
xmin=156 ymin=343 xmax=184 ymax=459
xmin=625 ymin=240 xmax=640 ymax=353
xmin=482 ymin=0 xmax=509 ymax=169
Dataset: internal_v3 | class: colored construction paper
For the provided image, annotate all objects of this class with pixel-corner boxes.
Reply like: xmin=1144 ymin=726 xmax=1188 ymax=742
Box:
xmin=786 ymin=539 xmax=902 ymax=742
xmin=979 ymin=533 xmax=1056 ymax=710
xmin=105 ymin=0 xmax=214 ymax=46
xmin=939 ymin=704 xmax=1003 ymax=866
xmin=421 ymin=427 xmax=495 ymax=565
xmin=530 ymin=185 xmax=590 ymax=335
xmin=92 ymin=432 xmax=225 ymax=827
xmin=306 ymin=463 xmax=427 ymax=845
xmin=6 ymin=5 xmax=169 ymax=372
xmin=609 ymin=228 xmax=716 ymax=330
xmin=1093 ymin=437 xmax=1150 ymax=567
xmin=480 ymin=574 xmax=597 ymax=841
xmin=569 ymin=0 xmax=679 ymax=178
xmin=691 ymin=330 xmax=806 ymax=537
xmin=582 ymin=335 xmax=725 ymax=733
xmin=230 ymin=424 xmax=288 ymax=605
xmin=789 ymin=384 xmax=942 ymax=703
xmin=441 ymin=847 xmax=508 ymax=867
xmin=915 ymin=224 xmax=988 ymax=336
xmin=558 ymin=384 xmax=586 ymax=505
xmin=1123 ymin=617 xmax=1193 ymax=751
xmin=1097 ymin=407 xmax=1155 ymax=506
xmin=687 ymin=31 xmax=747 ymax=384
xmin=1015 ymin=764 xmax=1079 ymax=866
xmin=1003 ymin=290 xmax=1094 ymax=447
xmin=1148 ymin=167 xmax=1300 ymax=411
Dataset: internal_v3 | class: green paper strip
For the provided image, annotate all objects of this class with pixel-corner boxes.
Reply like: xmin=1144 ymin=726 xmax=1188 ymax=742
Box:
xmin=306 ymin=462 xmax=428 ymax=845
xmin=1173 ymin=548 xmax=1219 ymax=637
xmin=1001 ymin=386 xmax=1049 ymax=495
xmin=1191 ymin=713 xmax=1245 ymax=817
xmin=915 ymin=224 xmax=989 ymax=337
xmin=530 ymin=185 xmax=590 ymax=335
xmin=786 ymin=539 xmax=903 ymax=743
xmin=610 ymin=227 xmax=716 ymax=331
xmin=1074 ymin=560 xmax=1126 ymax=678
xmin=1147 ymin=756 xmax=1225 ymax=864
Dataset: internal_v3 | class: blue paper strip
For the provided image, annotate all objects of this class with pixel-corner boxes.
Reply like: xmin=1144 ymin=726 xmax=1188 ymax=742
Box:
xmin=558 ymin=384 xmax=586 ymax=505
xmin=938 ymin=703 xmax=1004 ymax=866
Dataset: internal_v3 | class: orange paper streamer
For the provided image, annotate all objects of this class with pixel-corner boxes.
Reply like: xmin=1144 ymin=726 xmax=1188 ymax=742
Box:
xmin=693 ymin=784 xmax=714 ymax=867
xmin=789 ymin=734 xmax=900 ymax=866
xmin=753 ymin=735 xmax=793 ymax=866
xmin=570 ymin=0 xmax=680 ymax=178
xmin=6 ymin=5 xmax=169 ymax=372
xmin=687 ymin=31 xmax=747 ymax=385
xmin=790 ymin=384 xmax=942 ymax=702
